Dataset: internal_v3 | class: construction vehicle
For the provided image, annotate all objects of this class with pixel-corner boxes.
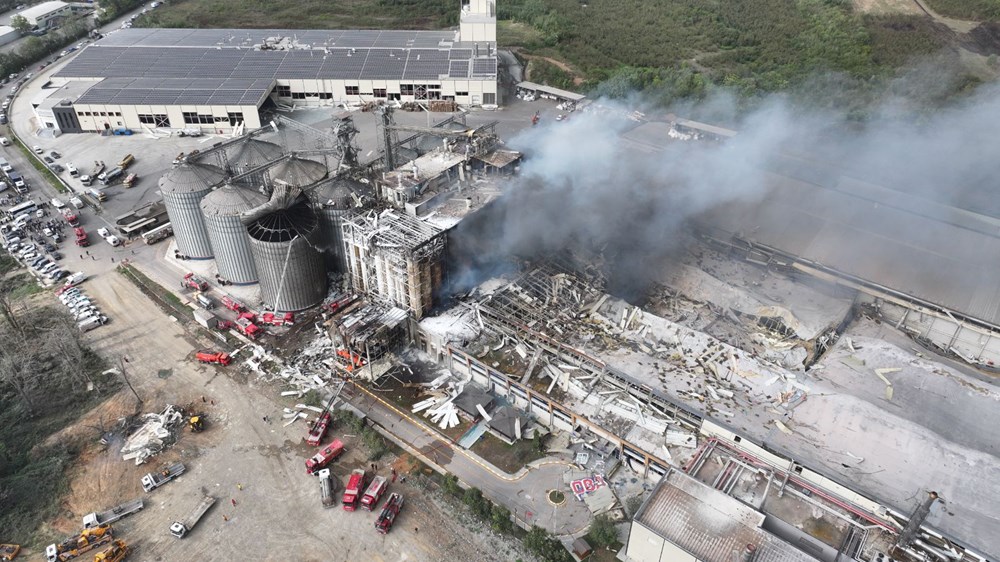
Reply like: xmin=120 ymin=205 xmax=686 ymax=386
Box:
xmin=234 ymin=317 xmax=262 ymax=339
xmin=342 ymin=468 xmax=367 ymax=511
xmin=336 ymin=348 xmax=364 ymax=372
xmin=74 ymin=227 xmax=89 ymax=247
xmin=375 ymin=493 xmax=404 ymax=534
xmin=305 ymin=439 xmax=344 ymax=475
xmin=188 ymin=415 xmax=205 ymax=432
xmin=180 ymin=273 xmax=208 ymax=292
xmin=82 ymin=499 xmax=144 ymax=529
xmin=140 ymin=462 xmax=185 ymax=492
xmin=0 ymin=544 xmax=19 ymax=561
xmin=260 ymin=311 xmax=294 ymax=326
xmin=45 ymin=525 xmax=113 ymax=562
xmin=195 ymin=350 xmax=230 ymax=366
xmin=220 ymin=295 xmax=246 ymax=312
xmin=318 ymin=468 xmax=336 ymax=508
xmin=361 ymin=475 xmax=389 ymax=511
xmin=169 ymin=495 xmax=216 ymax=538
xmin=92 ymin=540 xmax=127 ymax=562
xmin=118 ymin=154 xmax=134 ymax=169
xmin=122 ymin=173 xmax=137 ymax=189
xmin=305 ymin=394 xmax=337 ymax=447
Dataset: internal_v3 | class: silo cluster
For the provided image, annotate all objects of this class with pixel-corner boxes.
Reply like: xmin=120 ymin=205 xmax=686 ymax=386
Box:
xmin=158 ymin=145 xmax=340 ymax=311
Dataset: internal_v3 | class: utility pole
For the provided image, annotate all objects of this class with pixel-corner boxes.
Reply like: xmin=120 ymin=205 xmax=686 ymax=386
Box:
xmin=119 ymin=356 xmax=143 ymax=406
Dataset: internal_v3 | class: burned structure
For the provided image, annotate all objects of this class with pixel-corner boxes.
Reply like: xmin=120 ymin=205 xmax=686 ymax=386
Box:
xmin=342 ymin=210 xmax=447 ymax=319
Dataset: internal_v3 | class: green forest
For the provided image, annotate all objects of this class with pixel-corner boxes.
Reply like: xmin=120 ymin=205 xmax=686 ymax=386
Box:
xmin=143 ymin=0 xmax=998 ymax=112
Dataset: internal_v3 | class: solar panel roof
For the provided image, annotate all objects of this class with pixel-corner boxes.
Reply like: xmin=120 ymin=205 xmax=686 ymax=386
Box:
xmin=57 ymin=28 xmax=496 ymax=108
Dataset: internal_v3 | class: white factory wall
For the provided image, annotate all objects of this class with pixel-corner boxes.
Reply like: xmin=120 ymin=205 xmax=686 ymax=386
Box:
xmin=72 ymin=103 xmax=262 ymax=133
xmin=270 ymin=77 xmax=498 ymax=107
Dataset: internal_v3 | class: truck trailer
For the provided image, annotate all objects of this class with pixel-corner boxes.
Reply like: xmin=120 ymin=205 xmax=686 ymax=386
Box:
xmin=169 ymin=495 xmax=216 ymax=538
xmin=141 ymin=462 xmax=185 ymax=492
xmin=82 ymin=499 xmax=144 ymax=529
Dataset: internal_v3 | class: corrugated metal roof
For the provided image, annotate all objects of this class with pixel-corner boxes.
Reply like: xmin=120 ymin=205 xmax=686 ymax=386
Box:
xmin=200 ymin=182 xmax=268 ymax=216
xmin=268 ymin=156 xmax=327 ymax=188
xmin=158 ymin=161 xmax=225 ymax=194
xmin=635 ymin=470 xmax=820 ymax=562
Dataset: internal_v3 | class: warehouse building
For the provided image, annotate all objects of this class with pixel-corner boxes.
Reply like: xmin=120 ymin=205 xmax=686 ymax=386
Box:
xmin=0 ymin=25 xmax=19 ymax=47
xmin=41 ymin=0 xmax=498 ymax=134
xmin=18 ymin=1 xmax=74 ymax=29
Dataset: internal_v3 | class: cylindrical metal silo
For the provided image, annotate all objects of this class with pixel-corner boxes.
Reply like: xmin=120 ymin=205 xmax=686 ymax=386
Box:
xmin=200 ymin=182 xmax=268 ymax=284
xmin=226 ymin=138 xmax=283 ymax=188
xmin=159 ymin=161 xmax=226 ymax=258
xmin=245 ymin=198 xmax=327 ymax=311
xmin=307 ymin=178 xmax=358 ymax=272
xmin=267 ymin=155 xmax=328 ymax=189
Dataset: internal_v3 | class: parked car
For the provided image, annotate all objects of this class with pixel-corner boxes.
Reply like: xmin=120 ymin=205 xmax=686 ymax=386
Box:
xmin=49 ymin=150 xmax=61 ymax=159
xmin=43 ymin=156 xmax=53 ymax=164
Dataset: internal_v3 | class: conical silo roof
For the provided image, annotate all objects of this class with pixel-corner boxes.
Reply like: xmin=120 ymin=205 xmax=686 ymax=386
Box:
xmin=201 ymin=182 xmax=269 ymax=218
xmin=308 ymin=178 xmax=358 ymax=210
xmin=227 ymin=138 xmax=283 ymax=169
xmin=158 ymin=161 xmax=226 ymax=194
xmin=268 ymin=155 xmax=327 ymax=188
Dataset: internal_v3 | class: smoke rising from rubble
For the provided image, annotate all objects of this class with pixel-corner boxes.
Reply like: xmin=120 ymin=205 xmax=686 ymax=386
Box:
xmin=448 ymin=82 xmax=1000 ymax=300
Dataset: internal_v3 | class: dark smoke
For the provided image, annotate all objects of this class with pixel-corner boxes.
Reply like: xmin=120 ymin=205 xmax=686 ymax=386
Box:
xmin=447 ymin=81 xmax=1000 ymax=301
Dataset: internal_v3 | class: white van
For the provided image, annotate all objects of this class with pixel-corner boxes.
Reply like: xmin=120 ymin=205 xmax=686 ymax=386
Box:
xmin=0 ymin=137 xmax=10 ymax=146
xmin=51 ymin=198 xmax=66 ymax=209
xmin=70 ymin=196 xmax=84 ymax=209
xmin=78 ymin=317 xmax=102 ymax=332
xmin=67 ymin=163 xmax=78 ymax=177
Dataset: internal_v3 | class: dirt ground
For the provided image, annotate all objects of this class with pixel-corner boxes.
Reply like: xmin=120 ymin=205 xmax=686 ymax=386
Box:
xmin=22 ymin=271 xmax=539 ymax=561
xmin=852 ymin=0 xmax=922 ymax=14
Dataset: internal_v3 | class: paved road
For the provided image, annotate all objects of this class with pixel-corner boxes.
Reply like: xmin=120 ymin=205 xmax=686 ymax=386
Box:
xmin=344 ymin=382 xmax=593 ymax=536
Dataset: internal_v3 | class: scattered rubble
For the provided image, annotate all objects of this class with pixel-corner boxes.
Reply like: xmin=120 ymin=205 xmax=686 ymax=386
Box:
xmin=120 ymin=405 xmax=184 ymax=465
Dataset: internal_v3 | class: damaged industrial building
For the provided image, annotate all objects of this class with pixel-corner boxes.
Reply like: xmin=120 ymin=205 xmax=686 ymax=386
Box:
xmin=139 ymin=92 xmax=1000 ymax=562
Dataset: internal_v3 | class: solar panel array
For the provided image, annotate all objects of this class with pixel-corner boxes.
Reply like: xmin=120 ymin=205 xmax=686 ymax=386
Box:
xmin=96 ymin=28 xmax=458 ymax=50
xmin=77 ymin=77 xmax=272 ymax=105
xmin=57 ymin=28 xmax=497 ymax=107
xmin=57 ymin=46 xmax=496 ymax=81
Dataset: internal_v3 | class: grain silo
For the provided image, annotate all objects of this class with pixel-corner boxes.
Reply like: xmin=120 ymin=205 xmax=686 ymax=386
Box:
xmin=245 ymin=197 xmax=327 ymax=311
xmin=159 ymin=161 xmax=225 ymax=258
xmin=268 ymin=155 xmax=328 ymax=189
xmin=200 ymin=182 xmax=268 ymax=284
xmin=226 ymin=137 xmax=283 ymax=188
xmin=306 ymin=177 xmax=359 ymax=272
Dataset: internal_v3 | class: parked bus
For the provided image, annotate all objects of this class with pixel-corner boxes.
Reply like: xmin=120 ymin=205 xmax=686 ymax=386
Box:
xmin=142 ymin=222 xmax=173 ymax=245
xmin=6 ymin=199 xmax=37 ymax=216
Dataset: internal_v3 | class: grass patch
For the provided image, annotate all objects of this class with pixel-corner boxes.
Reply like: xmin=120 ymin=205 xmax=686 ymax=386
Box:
xmin=470 ymin=431 xmax=546 ymax=474
xmin=0 ymin=254 xmax=19 ymax=275
xmin=499 ymin=20 xmax=545 ymax=49
xmin=548 ymin=489 xmax=565 ymax=504
xmin=117 ymin=263 xmax=191 ymax=320
xmin=7 ymin=274 xmax=44 ymax=300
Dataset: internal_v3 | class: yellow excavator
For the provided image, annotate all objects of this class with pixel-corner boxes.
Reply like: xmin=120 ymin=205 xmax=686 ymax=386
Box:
xmin=93 ymin=539 xmax=127 ymax=562
xmin=46 ymin=525 xmax=113 ymax=562
xmin=189 ymin=415 xmax=205 ymax=432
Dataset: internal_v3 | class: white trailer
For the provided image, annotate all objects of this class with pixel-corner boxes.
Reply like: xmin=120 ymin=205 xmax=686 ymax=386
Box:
xmin=170 ymin=495 xmax=216 ymax=538
xmin=318 ymin=468 xmax=336 ymax=508
xmin=82 ymin=498 xmax=144 ymax=529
